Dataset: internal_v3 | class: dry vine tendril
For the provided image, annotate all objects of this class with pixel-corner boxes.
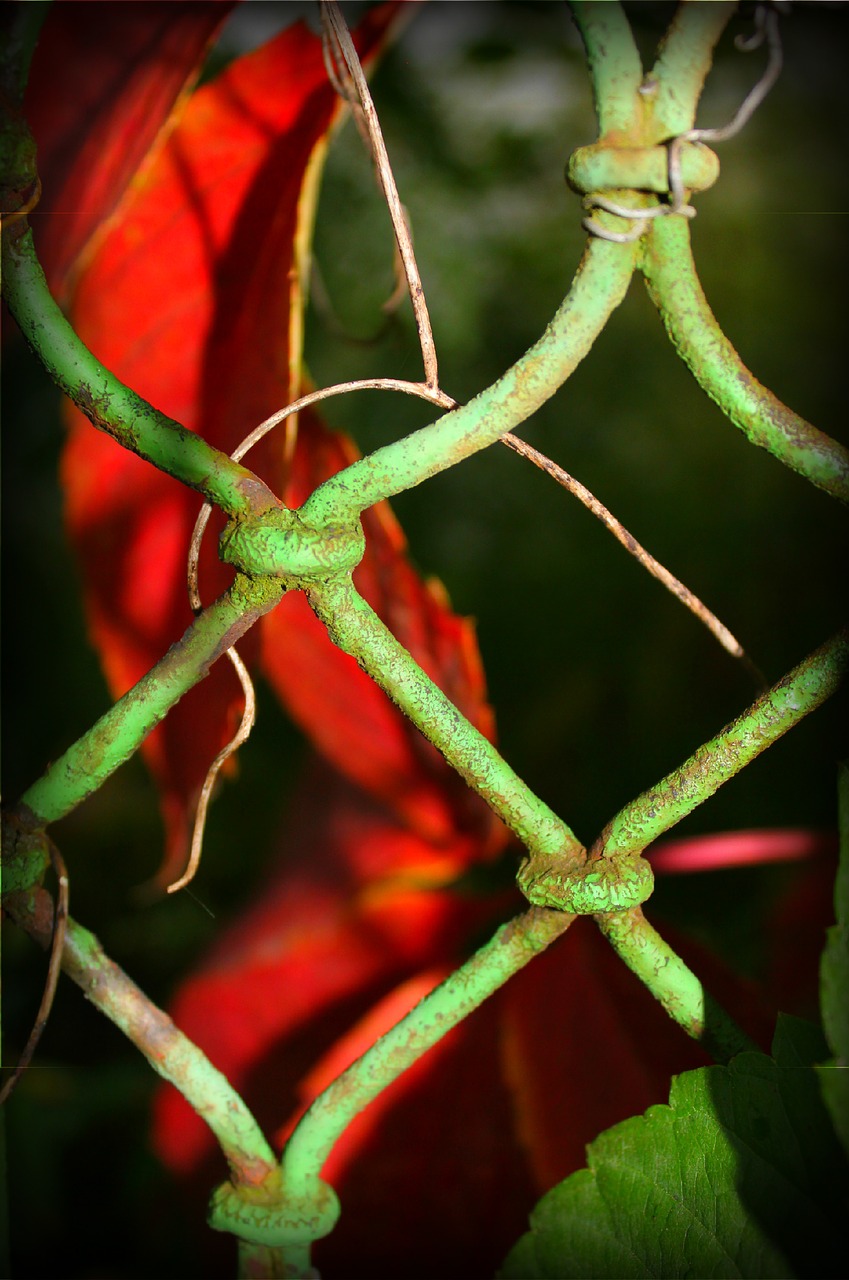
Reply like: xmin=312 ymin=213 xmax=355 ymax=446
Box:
xmin=172 ymin=0 xmax=759 ymax=895
xmin=0 ymin=838 xmax=68 ymax=1105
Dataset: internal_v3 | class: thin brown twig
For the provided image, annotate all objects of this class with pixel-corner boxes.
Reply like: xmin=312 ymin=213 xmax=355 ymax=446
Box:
xmin=320 ymin=1 xmax=440 ymax=389
xmin=501 ymin=432 xmax=763 ymax=680
xmin=381 ymin=215 xmax=414 ymax=319
xmin=314 ymin=35 xmax=414 ymax=329
xmin=177 ymin=491 xmax=258 ymax=894
xmin=234 ymin=377 xmax=456 ymax=468
xmin=187 ymin=375 xmax=456 ymax=601
xmin=177 ymin=515 xmax=259 ymax=894
xmin=321 ymin=12 xmax=372 ymax=153
xmin=0 ymin=839 xmax=68 ymax=1105
xmin=167 ymin=646 xmax=256 ymax=894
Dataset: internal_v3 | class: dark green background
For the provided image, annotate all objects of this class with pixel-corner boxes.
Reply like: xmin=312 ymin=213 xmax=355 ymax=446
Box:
xmin=3 ymin=2 xmax=847 ymax=1275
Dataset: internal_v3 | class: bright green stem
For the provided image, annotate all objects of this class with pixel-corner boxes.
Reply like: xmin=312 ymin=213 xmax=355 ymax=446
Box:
xmin=301 ymin=235 xmax=637 ymax=527
xmin=650 ymin=2 xmax=735 ymax=136
xmin=307 ymin=575 xmax=583 ymax=860
xmin=569 ymin=2 xmax=643 ymax=136
xmin=57 ymin=914 xmax=279 ymax=1187
xmin=281 ymin=905 xmax=573 ymax=1196
xmin=596 ymin=907 xmax=756 ymax=1062
xmin=1 ymin=228 xmax=277 ymax=518
xmin=596 ymin=629 xmax=849 ymax=858
xmin=642 ymin=218 xmax=849 ymax=502
xmin=19 ymin=575 xmax=285 ymax=829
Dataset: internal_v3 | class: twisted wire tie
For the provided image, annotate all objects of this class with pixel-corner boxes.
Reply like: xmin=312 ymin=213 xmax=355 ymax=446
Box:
xmin=583 ymin=3 xmax=783 ymax=244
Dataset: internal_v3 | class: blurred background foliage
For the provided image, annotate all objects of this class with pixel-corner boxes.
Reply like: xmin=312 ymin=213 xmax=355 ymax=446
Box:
xmin=2 ymin=2 xmax=847 ymax=1275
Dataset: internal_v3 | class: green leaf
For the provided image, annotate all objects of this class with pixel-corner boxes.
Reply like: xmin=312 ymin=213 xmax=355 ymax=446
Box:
xmin=500 ymin=1055 xmax=847 ymax=1279
xmin=817 ymin=761 xmax=849 ymax=1154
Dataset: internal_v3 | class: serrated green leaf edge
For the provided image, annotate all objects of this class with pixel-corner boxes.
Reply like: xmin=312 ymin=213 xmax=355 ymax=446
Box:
xmin=816 ymin=761 xmax=849 ymax=1156
xmin=500 ymin=1054 xmax=848 ymax=1280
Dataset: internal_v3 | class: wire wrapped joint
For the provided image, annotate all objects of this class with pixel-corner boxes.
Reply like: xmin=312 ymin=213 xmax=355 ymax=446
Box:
xmin=219 ymin=508 xmax=365 ymax=585
xmin=208 ymin=1176 xmax=340 ymax=1248
xmin=568 ymin=141 xmax=719 ymax=201
xmin=568 ymin=137 xmax=718 ymax=242
xmin=517 ymin=849 xmax=654 ymax=914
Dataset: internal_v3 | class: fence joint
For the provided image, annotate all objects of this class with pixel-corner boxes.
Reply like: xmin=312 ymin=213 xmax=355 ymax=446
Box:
xmin=219 ymin=508 xmax=365 ymax=584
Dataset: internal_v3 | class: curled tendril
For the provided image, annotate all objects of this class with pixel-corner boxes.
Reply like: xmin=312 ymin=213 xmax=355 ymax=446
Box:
xmin=0 ymin=838 xmax=68 ymax=1104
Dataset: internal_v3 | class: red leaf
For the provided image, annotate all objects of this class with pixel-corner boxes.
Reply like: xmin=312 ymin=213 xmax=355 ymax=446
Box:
xmin=60 ymin=8 xmax=400 ymax=885
xmin=25 ymin=0 xmax=235 ymax=299
xmin=152 ymin=763 xmax=498 ymax=1174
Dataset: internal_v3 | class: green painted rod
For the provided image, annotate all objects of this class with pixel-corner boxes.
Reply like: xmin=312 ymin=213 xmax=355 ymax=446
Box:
xmin=280 ymin=905 xmax=574 ymax=1195
xmin=649 ymin=2 xmax=735 ymax=137
xmin=569 ymin=2 xmax=643 ymax=137
xmin=595 ymin=628 xmax=849 ymax=859
xmin=300 ymin=235 xmax=637 ymax=528
xmin=596 ymin=907 xmax=757 ymax=1063
xmin=642 ymin=218 xmax=849 ymax=502
xmin=307 ymin=575 xmax=583 ymax=860
xmin=20 ymin=575 xmax=286 ymax=827
xmin=1 ymin=228 xmax=278 ymax=519
xmin=60 ymin=915 xmax=279 ymax=1187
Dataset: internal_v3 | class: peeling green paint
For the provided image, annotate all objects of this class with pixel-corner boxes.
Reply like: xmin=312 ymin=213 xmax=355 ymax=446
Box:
xmin=220 ymin=509 xmax=365 ymax=581
xmin=307 ymin=574 xmax=584 ymax=862
xmin=20 ymin=575 xmax=286 ymax=829
xmin=280 ymin=905 xmax=574 ymax=1198
xmin=642 ymin=219 xmax=849 ymax=502
xmin=300 ymin=233 xmax=638 ymax=527
xmin=568 ymin=141 xmax=719 ymax=197
xmin=596 ymin=908 xmax=757 ymax=1062
xmin=208 ymin=1175 xmax=339 ymax=1249
xmin=519 ymin=850 xmax=654 ymax=914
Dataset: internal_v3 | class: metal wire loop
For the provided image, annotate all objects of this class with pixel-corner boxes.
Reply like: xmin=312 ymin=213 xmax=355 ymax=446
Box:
xmin=582 ymin=191 xmax=696 ymax=243
xmin=583 ymin=3 xmax=783 ymax=244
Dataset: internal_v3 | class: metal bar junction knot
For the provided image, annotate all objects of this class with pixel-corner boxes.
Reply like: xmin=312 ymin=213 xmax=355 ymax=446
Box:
xmin=574 ymin=1 xmax=784 ymax=244
xmin=516 ymin=847 xmax=654 ymax=914
xmin=208 ymin=1173 xmax=340 ymax=1249
xmin=218 ymin=505 xmax=366 ymax=585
